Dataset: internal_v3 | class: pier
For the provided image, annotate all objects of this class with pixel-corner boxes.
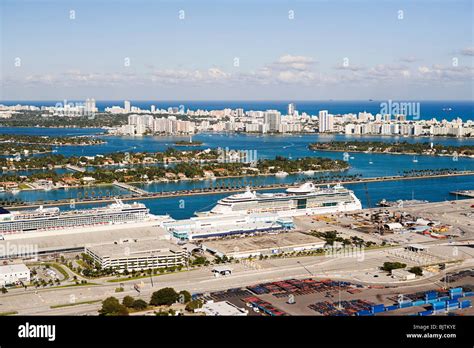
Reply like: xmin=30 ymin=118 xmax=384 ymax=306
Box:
xmin=3 ymin=170 xmax=474 ymax=210
xmin=450 ymin=190 xmax=474 ymax=198
xmin=65 ymin=164 xmax=86 ymax=173
xmin=113 ymin=181 xmax=150 ymax=195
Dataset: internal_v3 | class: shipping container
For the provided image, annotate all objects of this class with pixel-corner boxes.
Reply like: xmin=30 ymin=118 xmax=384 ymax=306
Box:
xmin=425 ymin=291 xmax=438 ymax=300
xmin=385 ymin=305 xmax=398 ymax=311
xmin=371 ymin=304 xmax=385 ymax=313
xmin=449 ymin=287 xmax=463 ymax=294
xmin=399 ymin=301 xmax=413 ymax=308
xmin=413 ymin=300 xmax=425 ymax=306
xmin=432 ymin=301 xmax=446 ymax=310
xmin=418 ymin=310 xmax=433 ymax=316
xmin=463 ymin=291 xmax=474 ymax=297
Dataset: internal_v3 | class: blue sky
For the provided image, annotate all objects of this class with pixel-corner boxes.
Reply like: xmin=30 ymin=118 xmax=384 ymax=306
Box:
xmin=0 ymin=0 xmax=473 ymax=100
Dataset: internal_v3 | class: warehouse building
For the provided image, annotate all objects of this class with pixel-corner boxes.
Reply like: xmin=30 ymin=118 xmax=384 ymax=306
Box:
xmin=85 ymin=238 xmax=187 ymax=272
xmin=0 ymin=263 xmax=30 ymax=287
xmin=202 ymin=232 xmax=325 ymax=259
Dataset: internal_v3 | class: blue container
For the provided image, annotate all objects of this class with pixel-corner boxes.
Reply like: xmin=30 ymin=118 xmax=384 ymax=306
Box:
xmin=399 ymin=301 xmax=413 ymax=308
xmin=418 ymin=310 xmax=433 ymax=316
xmin=463 ymin=291 xmax=474 ymax=297
xmin=432 ymin=301 xmax=446 ymax=310
xmin=371 ymin=304 xmax=385 ymax=313
xmin=413 ymin=300 xmax=425 ymax=306
xmin=425 ymin=291 xmax=438 ymax=300
xmin=385 ymin=305 xmax=398 ymax=311
xmin=449 ymin=287 xmax=463 ymax=294
xmin=438 ymin=296 xmax=450 ymax=301
xmin=459 ymin=300 xmax=471 ymax=309
xmin=451 ymin=294 xmax=462 ymax=300
xmin=357 ymin=310 xmax=372 ymax=316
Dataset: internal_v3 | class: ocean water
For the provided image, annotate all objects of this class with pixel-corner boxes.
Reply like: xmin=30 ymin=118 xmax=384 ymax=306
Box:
xmin=0 ymin=100 xmax=473 ymax=121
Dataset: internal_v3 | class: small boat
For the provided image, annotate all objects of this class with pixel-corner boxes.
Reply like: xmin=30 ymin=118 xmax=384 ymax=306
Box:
xmin=275 ymin=171 xmax=289 ymax=178
xmin=412 ymin=156 xmax=418 ymax=163
xmin=303 ymin=170 xmax=315 ymax=176
xmin=350 ymin=156 xmax=355 ymax=160
xmin=369 ymin=161 xmax=373 ymax=165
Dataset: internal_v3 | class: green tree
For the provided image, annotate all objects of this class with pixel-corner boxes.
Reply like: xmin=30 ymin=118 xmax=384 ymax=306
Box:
xmin=98 ymin=297 xmax=129 ymax=316
xmin=178 ymin=290 xmax=192 ymax=304
xmin=185 ymin=300 xmax=203 ymax=312
xmin=408 ymin=266 xmax=423 ymax=276
xmin=150 ymin=287 xmax=178 ymax=306
xmin=132 ymin=299 xmax=148 ymax=310
xmin=122 ymin=295 xmax=135 ymax=308
xmin=381 ymin=262 xmax=407 ymax=272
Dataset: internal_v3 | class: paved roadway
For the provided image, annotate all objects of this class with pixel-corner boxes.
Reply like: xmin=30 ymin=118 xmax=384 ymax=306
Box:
xmin=1 ymin=243 xmax=472 ymax=316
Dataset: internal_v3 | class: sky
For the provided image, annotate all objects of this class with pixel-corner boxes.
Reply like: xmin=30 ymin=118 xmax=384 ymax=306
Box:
xmin=0 ymin=0 xmax=473 ymax=100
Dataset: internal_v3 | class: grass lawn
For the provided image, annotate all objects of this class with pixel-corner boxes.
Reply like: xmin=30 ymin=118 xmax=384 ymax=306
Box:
xmin=50 ymin=300 xmax=101 ymax=309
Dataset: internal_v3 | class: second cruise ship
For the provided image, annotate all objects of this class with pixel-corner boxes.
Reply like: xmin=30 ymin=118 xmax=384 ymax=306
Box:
xmin=0 ymin=199 xmax=169 ymax=236
xmin=196 ymin=182 xmax=362 ymax=217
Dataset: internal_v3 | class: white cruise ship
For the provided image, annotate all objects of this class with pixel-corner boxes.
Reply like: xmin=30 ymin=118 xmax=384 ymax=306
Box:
xmin=0 ymin=199 xmax=159 ymax=235
xmin=196 ymin=183 xmax=362 ymax=217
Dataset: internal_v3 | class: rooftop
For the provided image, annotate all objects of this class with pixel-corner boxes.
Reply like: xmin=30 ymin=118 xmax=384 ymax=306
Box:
xmin=0 ymin=263 xmax=29 ymax=275
xmin=86 ymin=238 xmax=183 ymax=259
xmin=202 ymin=232 xmax=324 ymax=254
xmin=200 ymin=301 xmax=248 ymax=316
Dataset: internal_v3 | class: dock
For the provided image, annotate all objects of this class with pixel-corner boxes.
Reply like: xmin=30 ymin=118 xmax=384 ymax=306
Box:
xmin=450 ymin=190 xmax=474 ymax=198
xmin=113 ymin=181 xmax=150 ymax=195
xmin=65 ymin=164 xmax=86 ymax=173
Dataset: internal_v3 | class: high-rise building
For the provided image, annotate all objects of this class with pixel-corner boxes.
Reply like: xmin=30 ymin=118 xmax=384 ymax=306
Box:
xmin=318 ymin=110 xmax=333 ymax=133
xmin=124 ymin=100 xmax=131 ymax=113
xmin=85 ymin=98 xmax=96 ymax=114
xmin=264 ymin=111 xmax=281 ymax=132
xmin=288 ymin=103 xmax=295 ymax=116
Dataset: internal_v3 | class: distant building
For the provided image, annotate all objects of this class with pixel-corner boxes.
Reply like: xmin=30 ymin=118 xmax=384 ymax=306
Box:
xmin=0 ymin=263 xmax=30 ymax=287
xmin=288 ymin=103 xmax=295 ymax=116
xmin=124 ymin=100 xmax=131 ymax=113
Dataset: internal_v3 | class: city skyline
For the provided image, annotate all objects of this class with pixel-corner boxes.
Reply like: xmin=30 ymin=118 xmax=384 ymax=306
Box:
xmin=1 ymin=0 xmax=473 ymax=100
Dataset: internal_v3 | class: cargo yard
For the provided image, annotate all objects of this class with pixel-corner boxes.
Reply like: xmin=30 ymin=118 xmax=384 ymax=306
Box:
xmin=192 ymin=275 xmax=474 ymax=316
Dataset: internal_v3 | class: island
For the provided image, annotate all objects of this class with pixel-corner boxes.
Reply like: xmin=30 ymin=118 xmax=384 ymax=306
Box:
xmin=309 ymin=141 xmax=474 ymax=157
xmin=173 ymin=140 xmax=203 ymax=146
